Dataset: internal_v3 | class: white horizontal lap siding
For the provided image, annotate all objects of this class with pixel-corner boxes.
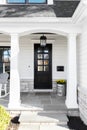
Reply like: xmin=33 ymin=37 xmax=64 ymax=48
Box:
xmin=53 ymin=37 xmax=67 ymax=80
xmin=0 ymin=35 xmax=10 ymax=46
xmin=19 ymin=39 xmax=34 ymax=79
xmin=77 ymin=20 xmax=87 ymax=125
xmin=0 ymin=42 xmax=10 ymax=46
xmin=77 ymin=33 xmax=87 ymax=88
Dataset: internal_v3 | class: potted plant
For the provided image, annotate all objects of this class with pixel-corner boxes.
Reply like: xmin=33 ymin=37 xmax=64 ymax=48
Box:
xmin=56 ymin=79 xmax=66 ymax=96
xmin=56 ymin=79 xmax=66 ymax=84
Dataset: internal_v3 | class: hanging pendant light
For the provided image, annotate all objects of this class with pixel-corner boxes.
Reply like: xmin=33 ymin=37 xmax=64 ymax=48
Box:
xmin=40 ymin=34 xmax=47 ymax=47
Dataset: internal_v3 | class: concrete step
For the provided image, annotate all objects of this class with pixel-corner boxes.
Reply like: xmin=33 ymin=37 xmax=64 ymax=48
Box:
xmin=18 ymin=123 xmax=69 ymax=130
xmin=19 ymin=111 xmax=68 ymax=124
xmin=67 ymin=109 xmax=79 ymax=117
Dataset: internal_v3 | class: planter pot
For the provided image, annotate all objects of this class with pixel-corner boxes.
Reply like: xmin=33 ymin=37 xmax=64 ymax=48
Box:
xmin=57 ymin=84 xmax=66 ymax=96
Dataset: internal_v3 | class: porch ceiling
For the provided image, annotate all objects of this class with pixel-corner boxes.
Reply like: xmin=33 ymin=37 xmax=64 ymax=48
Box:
xmin=20 ymin=33 xmax=66 ymax=40
xmin=0 ymin=1 xmax=80 ymax=17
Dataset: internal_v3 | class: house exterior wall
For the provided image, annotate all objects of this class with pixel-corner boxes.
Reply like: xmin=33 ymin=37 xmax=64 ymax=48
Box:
xmin=0 ymin=5 xmax=81 ymax=108
xmin=19 ymin=35 xmax=67 ymax=92
xmin=0 ymin=35 xmax=10 ymax=46
xmin=53 ymin=36 xmax=67 ymax=80
xmin=77 ymin=18 xmax=87 ymax=125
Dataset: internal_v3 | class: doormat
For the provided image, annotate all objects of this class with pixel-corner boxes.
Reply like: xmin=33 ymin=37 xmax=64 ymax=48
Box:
xmin=67 ymin=116 xmax=87 ymax=130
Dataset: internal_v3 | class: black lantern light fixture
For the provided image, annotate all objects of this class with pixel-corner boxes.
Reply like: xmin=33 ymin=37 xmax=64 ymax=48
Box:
xmin=40 ymin=34 xmax=47 ymax=47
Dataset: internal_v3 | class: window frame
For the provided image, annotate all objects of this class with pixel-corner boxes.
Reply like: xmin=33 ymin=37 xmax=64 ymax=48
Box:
xmin=7 ymin=0 xmax=47 ymax=4
xmin=0 ymin=46 xmax=10 ymax=78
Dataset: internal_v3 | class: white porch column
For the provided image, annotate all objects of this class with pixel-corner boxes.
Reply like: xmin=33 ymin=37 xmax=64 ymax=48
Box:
xmin=8 ymin=33 xmax=20 ymax=109
xmin=65 ymin=33 xmax=78 ymax=109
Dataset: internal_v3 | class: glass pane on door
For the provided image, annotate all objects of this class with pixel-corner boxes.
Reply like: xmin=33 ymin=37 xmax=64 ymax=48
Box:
xmin=37 ymin=48 xmax=43 ymax=53
xmin=38 ymin=54 xmax=43 ymax=59
xmin=38 ymin=66 xmax=43 ymax=71
xmin=44 ymin=66 xmax=49 ymax=71
xmin=38 ymin=60 xmax=43 ymax=65
xmin=44 ymin=54 xmax=49 ymax=59
xmin=44 ymin=49 xmax=49 ymax=53
xmin=44 ymin=60 xmax=49 ymax=65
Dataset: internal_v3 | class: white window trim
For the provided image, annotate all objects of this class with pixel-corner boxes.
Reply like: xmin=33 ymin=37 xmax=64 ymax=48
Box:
xmin=47 ymin=0 xmax=53 ymax=5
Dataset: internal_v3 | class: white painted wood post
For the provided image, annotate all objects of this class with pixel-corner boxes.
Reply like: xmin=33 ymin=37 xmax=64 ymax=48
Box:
xmin=65 ymin=33 xmax=78 ymax=109
xmin=8 ymin=33 xmax=20 ymax=109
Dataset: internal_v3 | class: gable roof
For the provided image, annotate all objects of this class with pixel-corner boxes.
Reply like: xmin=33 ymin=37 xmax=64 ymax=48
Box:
xmin=0 ymin=1 xmax=80 ymax=17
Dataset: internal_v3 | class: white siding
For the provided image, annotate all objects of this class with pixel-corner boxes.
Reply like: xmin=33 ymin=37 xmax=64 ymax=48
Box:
xmin=77 ymin=24 xmax=87 ymax=88
xmin=19 ymin=38 xmax=34 ymax=79
xmin=77 ymin=19 xmax=87 ymax=125
xmin=53 ymin=36 xmax=67 ymax=80
xmin=0 ymin=35 xmax=10 ymax=46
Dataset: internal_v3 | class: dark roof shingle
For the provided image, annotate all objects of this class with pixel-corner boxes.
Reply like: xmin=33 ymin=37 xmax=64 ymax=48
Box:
xmin=0 ymin=1 xmax=80 ymax=17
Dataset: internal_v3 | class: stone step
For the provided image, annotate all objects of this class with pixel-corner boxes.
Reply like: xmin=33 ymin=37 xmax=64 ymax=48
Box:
xmin=19 ymin=111 xmax=68 ymax=124
xmin=18 ymin=123 xmax=69 ymax=130
xmin=8 ymin=110 xmax=67 ymax=114
xmin=67 ymin=109 xmax=79 ymax=117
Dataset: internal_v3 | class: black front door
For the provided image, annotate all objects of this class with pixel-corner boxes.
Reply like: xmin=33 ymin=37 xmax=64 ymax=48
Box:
xmin=34 ymin=44 xmax=52 ymax=89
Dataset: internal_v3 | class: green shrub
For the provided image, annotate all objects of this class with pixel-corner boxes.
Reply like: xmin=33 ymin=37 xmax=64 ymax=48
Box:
xmin=0 ymin=105 xmax=11 ymax=130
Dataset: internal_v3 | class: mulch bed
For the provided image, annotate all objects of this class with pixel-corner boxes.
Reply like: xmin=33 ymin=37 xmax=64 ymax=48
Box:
xmin=67 ymin=116 xmax=87 ymax=130
xmin=7 ymin=115 xmax=20 ymax=130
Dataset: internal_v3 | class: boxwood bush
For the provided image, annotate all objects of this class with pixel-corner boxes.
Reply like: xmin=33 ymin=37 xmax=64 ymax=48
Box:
xmin=0 ymin=105 xmax=11 ymax=130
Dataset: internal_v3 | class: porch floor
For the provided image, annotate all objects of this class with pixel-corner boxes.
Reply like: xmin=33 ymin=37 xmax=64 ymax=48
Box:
xmin=21 ymin=92 xmax=67 ymax=111
xmin=0 ymin=92 xmax=67 ymax=111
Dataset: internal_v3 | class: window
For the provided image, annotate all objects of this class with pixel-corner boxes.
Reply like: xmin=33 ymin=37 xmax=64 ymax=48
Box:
xmin=8 ymin=0 xmax=25 ymax=3
xmin=0 ymin=47 xmax=10 ymax=78
xmin=29 ymin=0 xmax=46 ymax=3
xmin=7 ymin=0 xmax=47 ymax=4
